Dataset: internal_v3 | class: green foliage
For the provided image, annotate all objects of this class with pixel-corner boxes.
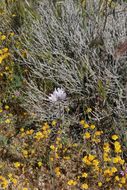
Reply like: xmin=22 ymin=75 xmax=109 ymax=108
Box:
xmin=97 ymin=79 xmax=107 ymax=100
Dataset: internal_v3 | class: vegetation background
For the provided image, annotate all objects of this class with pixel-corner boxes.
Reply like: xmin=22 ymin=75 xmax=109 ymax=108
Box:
xmin=0 ymin=0 xmax=127 ymax=189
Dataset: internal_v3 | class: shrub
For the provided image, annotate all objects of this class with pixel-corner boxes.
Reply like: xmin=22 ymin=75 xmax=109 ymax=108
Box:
xmin=20 ymin=1 xmax=127 ymax=135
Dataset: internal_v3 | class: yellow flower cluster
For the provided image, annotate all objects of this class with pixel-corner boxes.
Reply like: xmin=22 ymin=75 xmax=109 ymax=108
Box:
xmin=67 ymin=179 xmax=77 ymax=186
xmin=112 ymin=156 xmax=124 ymax=164
xmin=103 ymin=142 xmax=111 ymax=161
xmin=38 ymin=161 xmax=42 ymax=167
xmin=1 ymin=35 xmax=6 ymax=41
xmin=81 ymin=183 xmax=89 ymax=189
xmin=104 ymin=167 xmax=117 ymax=177
xmin=2 ymin=114 xmax=126 ymax=190
xmin=114 ymin=141 xmax=121 ymax=153
xmin=54 ymin=167 xmax=61 ymax=177
xmin=8 ymin=173 xmax=18 ymax=186
xmin=0 ymin=32 xmax=16 ymax=81
xmin=14 ymin=162 xmax=21 ymax=168
xmin=80 ymin=119 xmax=103 ymax=143
xmin=0 ymin=48 xmax=10 ymax=64
xmin=82 ymin=154 xmax=100 ymax=172
xmin=0 ymin=176 xmax=8 ymax=189
xmin=22 ymin=149 xmax=28 ymax=158
xmin=34 ymin=122 xmax=51 ymax=140
xmin=83 ymin=154 xmax=96 ymax=165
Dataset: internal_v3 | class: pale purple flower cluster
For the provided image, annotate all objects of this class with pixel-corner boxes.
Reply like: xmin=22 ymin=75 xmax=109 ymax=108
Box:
xmin=120 ymin=168 xmax=127 ymax=176
xmin=48 ymin=88 xmax=66 ymax=102
xmin=14 ymin=90 xmax=20 ymax=97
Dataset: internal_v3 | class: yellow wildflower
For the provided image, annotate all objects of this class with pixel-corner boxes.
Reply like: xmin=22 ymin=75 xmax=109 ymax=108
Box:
xmin=5 ymin=105 xmax=9 ymax=110
xmin=67 ymin=180 xmax=77 ymax=186
xmin=50 ymin=157 xmax=54 ymax=161
xmin=10 ymin=32 xmax=14 ymax=37
xmin=103 ymin=143 xmax=110 ymax=152
xmin=34 ymin=131 xmax=44 ymax=140
xmin=119 ymin=158 xmax=125 ymax=165
xmin=73 ymin=143 xmax=78 ymax=147
xmin=0 ymin=175 xmax=8 ymax=189
xmin=86 ymin=107 xmax=92 ymax=113
xmin=50 ymin=145 xmax=55 ymax=150
xmin=80 ymin=120 xmax=85 ymax=125
xmin=2 ymin=48 xmax=8 ymax=53
xmin=52 ymin=120 xmax=57 ymax=126
xmin=93 ymin=159 xmax=99 ymax=167
xmin=54 ymin=167 xmax=61 ymax=177
xmin=111 ymin=167 xmax=117 ymax=173
xmin=98 ymin=182 xmax=102 ymax=187
xmin=20 ymin=128 xmax=24 ymax=132
xmin=104 ymin=169 xmax=110 ymax=176
xmin=88 ymin=154 xmax=95 ymax=161
xmin=5 ymin=119 xmax=11 ymax=124
xmin=12 ymin=14 xmax=16 ymax=17
xmin=114 ymin=141 xmax=121 ymax=153
xmin=118 ymin=183 xmax=122 ymax=188
xmin=0 ymin=53 xmax=10 ymax=63
xmin=63 ymin=156 xmax=70 ymax=160
xmin=22 ymin=150 xmax=28 ymax=158
xmin=112 ymin=134 xmax=118 ymax=140
xmin=84 ymin=123 xmax=89 ymax=128
xmin=103 ymin=152 xmax=111 ymax=162
xmin=82 ymin=172 xmax=88 ymax=178
xmin=38 ymin=161 xmax=42 ymax=167
xmin=42 ymin=122 xmax=49 ymax=130
xmin=0 ymin=176 xmax=5 ymax=180
xmin=113 ymin=157 xmax=119 ymax=164
xmin=26 ymin=130 xmax=34 ymax=135
xmin=121 ymin=177 xmax=126 ymax=184
xmin=5 ymin=66 xmax=9 ymax=70
xmin=8 ymin=173 xmax=13 ymax=178
xmin=81 ymin=183 xmax=89 ymax=189
xmin=0 ymin=73 xmax=3 ymax=77
xmin=84 ymin=132 xmax=91 ymax=139
xmin=112 ymin=156 xmax=124 ymax=164
xmin=1 ymin=35 xmax=6 ymax=40
xmin=106 ymin=177 xmax=111 ymax=182
xmin=1 ymin=179 xmax=8 ymax=189
xmin=14 ymin=162 xmax=20 ymax=168
xmin=55 ymin=152 xmax=59 ymax=158
xmin=90 ymin=124 xmax=95 ymax=129
xmin=82 ymin=154 xmax=95 ymax=165
xmin=115 ymin=176 xmax=120 ymax=181
xmin=82 ymin=156 xmax=91 ymax=165
xmin=12 ymin=178 xmax=17 ymax=185
xmin=94 ymin=131 xmax=102 ymax=136
xmin=56 ymin=138 xmax=61 ymax=144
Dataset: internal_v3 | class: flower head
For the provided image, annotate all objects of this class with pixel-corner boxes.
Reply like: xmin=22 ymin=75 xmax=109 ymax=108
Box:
xmin=81 ymin=183 xmax=89 ymax=189
xmin=67 ymin=180 xmax=77 ymax=186
xmin=120 ymin=170 xmax=125 ymax=176
xmin=111 ymin=135 xmax=118 ymax=141
xmin=48 ymin=88 xmax=66 ymax=102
